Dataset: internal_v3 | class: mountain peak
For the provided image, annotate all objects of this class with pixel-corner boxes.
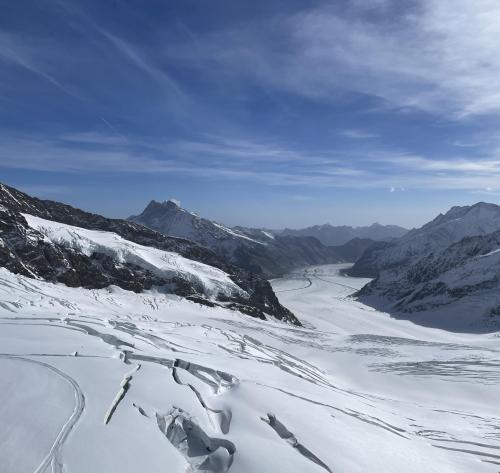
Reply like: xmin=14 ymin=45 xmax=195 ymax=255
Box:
xmin=469 ymin=201 xmax=500 ymax=212
xmin=141 ymin=199 xmax=183 ymax=214
xmin=164 ymin=198 xmax=181 ymax=208
xmin=445 ymin=201 xmax=500 ymax=214
xmin=433 ymin=202 xmax=500 ymax=226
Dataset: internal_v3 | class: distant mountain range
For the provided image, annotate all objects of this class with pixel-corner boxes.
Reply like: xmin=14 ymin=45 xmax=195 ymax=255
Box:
xmin=129 ymin=200 xmax=378 ymax=277
xmin=2 ymin=181 xmax=499 ymax=330
xmin=279 ymin=222 xmax=408 ymax=246
xmin=349 ymin=202 xmax=500 ymax=330
xmin=0 ymin=183 xmax=298 ymax=324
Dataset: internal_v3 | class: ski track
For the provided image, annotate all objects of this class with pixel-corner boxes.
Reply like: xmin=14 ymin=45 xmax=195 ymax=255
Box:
xmin=0 ymin=354 xmax=85 ymax=473
xmin=274 ymin=268 xmax=358 ymax=293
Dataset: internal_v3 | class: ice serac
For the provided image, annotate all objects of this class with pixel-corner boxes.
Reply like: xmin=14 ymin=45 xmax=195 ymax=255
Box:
xmin=129 ymin=200 xmax=342 ymax=277
xmin=351 ymin=202 xmax=500 ymax=330
xmin=0 ymin=183 xmax=299 ymax=325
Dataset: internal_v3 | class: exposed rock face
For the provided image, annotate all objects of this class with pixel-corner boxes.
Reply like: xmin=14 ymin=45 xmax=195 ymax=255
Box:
xmin=279 ymin=222 xmax=408 ymax=246
xmin=351 ymin=203 xmax=500 ymax=329
xmin=129 ymin=200 xmax=341 ymax=277
xmin=0 ymin=183 xmax=299 ymax=325
xmin=0 ymin=185 xmax=225 ymax=270
xmin=0 ymin=208 xmax=167 ymax=292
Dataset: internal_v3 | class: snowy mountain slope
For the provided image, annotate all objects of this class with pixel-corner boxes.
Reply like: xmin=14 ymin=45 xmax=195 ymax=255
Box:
xmin=0 ymin=264 xmax=498 ymax=473
xmin=351 ymin=203 xmax=500 ymax=328
xmin=0 ymin=183 xmax=297 ymax=324
xmin=280 ymin=222 xmax=408 ymax=246
xmin=129 ymin=200 xmax=263 ymax=248
xmin=351 ymin=202 xmax=500 ymax=277
xmin=129 ymin=200 xmax=341 ymax=277
xmin=0 ymin=184 xmax=230 ymax=270
xmin=23 ymin=213 xmax=245 ymax=299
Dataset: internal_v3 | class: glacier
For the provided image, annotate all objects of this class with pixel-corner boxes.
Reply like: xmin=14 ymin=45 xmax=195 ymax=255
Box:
xmin=0 ymin=264 xmax=498 ymax=472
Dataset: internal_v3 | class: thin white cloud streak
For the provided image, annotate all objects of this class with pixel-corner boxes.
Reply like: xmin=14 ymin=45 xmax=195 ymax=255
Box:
xmin=0 ymin=32 xmax=79 ymax=99
xmin=96 ymin=29 xmax=185 ymax=98
xmin=52 ymin=0 xmax=185 ymax=98
xmin=0 ymin=4 xmax=188 ymax=124
xmin=58 ymin=131 xmax=128 ymax=146
xmin=340 ymin=129 xmax=379 ymax=140
xmin=13 ymin=184 xmax=73 ymax=197
xmin=171 ymin=135 xmax=335 ymax=165
xmin=376 ymin=154 xmax=500 ymax=173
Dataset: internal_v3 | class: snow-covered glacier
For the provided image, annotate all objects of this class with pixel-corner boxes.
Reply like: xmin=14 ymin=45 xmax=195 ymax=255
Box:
xmin=0 ymin=264 xmax=498 ymax=473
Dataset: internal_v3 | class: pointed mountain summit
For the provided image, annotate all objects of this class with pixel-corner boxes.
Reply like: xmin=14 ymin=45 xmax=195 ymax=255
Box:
xmin=129 ymin=200 xmax=345 ymax=277
xmin=129 ymin=199 xmax=260 ymax=249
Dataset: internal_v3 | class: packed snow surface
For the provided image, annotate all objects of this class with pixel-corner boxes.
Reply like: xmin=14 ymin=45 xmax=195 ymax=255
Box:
xmin=22 ymin=213 xmax=245 ymax=299
xmin=0 ymin=264 xmax=499 ymax=472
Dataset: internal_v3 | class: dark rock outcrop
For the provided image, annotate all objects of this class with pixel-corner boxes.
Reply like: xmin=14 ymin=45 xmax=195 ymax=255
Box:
xmin=0 ymin=183 xmax=299 ymax=325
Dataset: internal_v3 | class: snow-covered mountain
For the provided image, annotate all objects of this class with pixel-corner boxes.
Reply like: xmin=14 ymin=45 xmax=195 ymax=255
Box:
xmin=0 ymin=183 xmax=297 ymax=324
xmin=351 ymin=202 xmax=500 ymax=329
xmin=129 ymin=200 xmax=264 ymax=249
xmin=129 ymin=200 xmax=342 ymax=277
xmin=2 ymin=185 xmax=499 ymax=472
xmin=279 ymin=222 xmax=408 ymax=246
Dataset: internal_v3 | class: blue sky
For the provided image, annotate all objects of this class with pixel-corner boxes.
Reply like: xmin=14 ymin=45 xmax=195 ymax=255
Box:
xmin=2 ymin=0 xmax=500 ymax=228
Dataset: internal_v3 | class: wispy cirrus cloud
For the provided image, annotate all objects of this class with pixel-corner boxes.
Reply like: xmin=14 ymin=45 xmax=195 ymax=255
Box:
xmin=3 ymin=130 xmax=500 ymax=194
xmin=168 ymin=0 xmax=500 ymax=118
xmin=0 ymin=2 xmax=188 ymax=123
xmin=340 ymin=129 xmax=380 ymax=140
xmin=95 ymin=28 xmax=185 ymax=98
xmin=0 ymin=32 xmax=79 ymax=98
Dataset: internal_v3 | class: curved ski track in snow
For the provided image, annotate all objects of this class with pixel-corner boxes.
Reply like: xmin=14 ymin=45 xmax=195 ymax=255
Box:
xmin=0 ymin=355 xmax=85 ymax=473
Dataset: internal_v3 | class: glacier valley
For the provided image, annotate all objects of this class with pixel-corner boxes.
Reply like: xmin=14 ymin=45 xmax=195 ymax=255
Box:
xmin=0 ymin=264 xmax=498 ymax=473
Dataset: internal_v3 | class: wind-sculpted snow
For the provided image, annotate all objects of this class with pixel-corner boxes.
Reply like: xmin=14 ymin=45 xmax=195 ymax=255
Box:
xmin=0 ymin=264 xmax=499 ymax=472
